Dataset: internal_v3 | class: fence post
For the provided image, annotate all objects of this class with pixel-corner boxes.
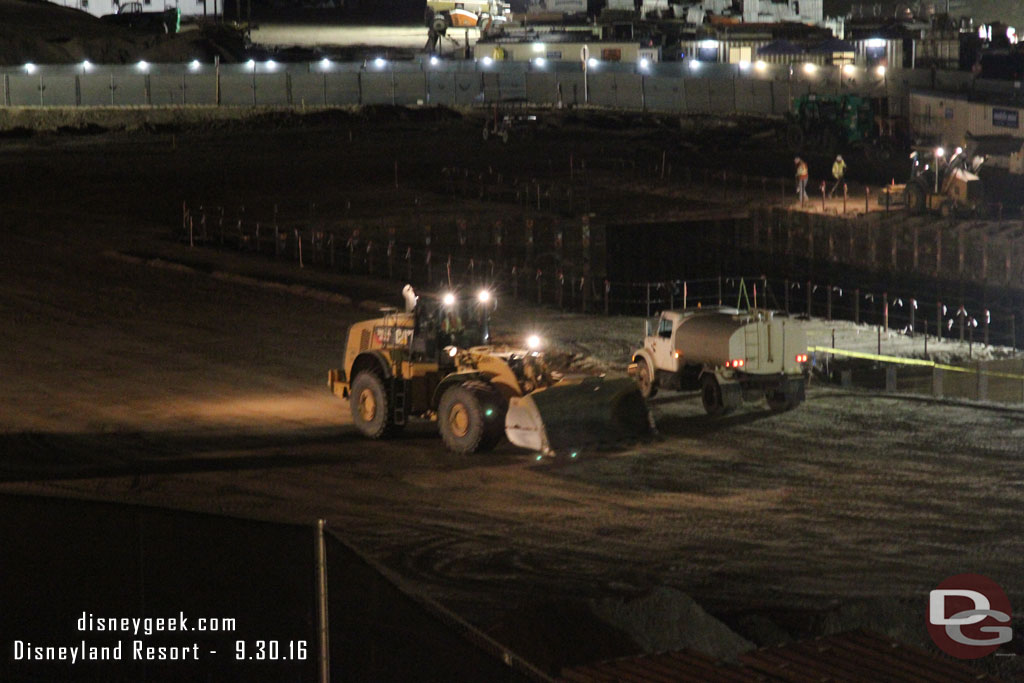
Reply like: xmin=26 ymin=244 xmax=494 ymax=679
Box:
xmin=909 ymin=298 xmax=916 ymax=337
xmin=937 ymin=300 xmax=943 ymax=341
xmin=315 ymin=519 xmax=330 ymax=683
xmin=855 ymin=288 xmax=860 ymax=324
xmin=717 ymin=276 xmax=722 ymax=306
xmin=883 ymin=292 xmax=888 ymax=331
xmin=604 ymin=280 xmax=610 ymax=315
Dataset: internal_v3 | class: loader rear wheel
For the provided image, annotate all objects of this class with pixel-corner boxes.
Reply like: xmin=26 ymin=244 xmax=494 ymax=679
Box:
xmin=701 ymin=375 xmax=725 ymax=416
xmin=438 ymin=382 xmax=503 ymax=454
xmin=636 ymin=359 xmax=657 ymax=398
xmin=351 ymin=371 xmax=400 ymax=439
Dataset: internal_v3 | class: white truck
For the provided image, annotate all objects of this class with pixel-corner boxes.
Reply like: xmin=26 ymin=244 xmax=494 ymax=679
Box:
xmin=629 ymin=307 xmax=809 ymax=415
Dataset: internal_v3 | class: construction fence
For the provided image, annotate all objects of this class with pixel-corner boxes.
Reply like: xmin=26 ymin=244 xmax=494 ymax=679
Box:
xmin=0 ymin=60 xmax=999 ymax=116
xmin=178 ymin=200 xmax=1024 ymax=353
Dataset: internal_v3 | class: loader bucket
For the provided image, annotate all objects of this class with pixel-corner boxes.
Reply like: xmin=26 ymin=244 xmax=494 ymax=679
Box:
xmin=505 ymin=376 xmax=654 ymax=457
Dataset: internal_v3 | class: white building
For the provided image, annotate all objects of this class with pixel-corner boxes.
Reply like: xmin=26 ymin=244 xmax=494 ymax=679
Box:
xmin=46 ymin=0 xmax=222 ymax=19
xmin=605 ymin=0 xmax=824 ymax=26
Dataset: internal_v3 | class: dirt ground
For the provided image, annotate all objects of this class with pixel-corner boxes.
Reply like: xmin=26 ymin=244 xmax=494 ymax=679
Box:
xmin=1 ymin=112 xmax=1022 ymax=679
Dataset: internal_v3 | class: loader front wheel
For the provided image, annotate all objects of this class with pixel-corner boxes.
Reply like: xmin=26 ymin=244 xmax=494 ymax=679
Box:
xmin=351 ymin=371 xmax=396 ymax=439
xmin=438 ymin=383 xmax=491 ymax=454
xmin=701 ymin=375 xmax=725 ymax=416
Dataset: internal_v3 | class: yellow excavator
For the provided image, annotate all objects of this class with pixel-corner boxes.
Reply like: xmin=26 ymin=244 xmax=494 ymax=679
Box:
xmin=328 ymin=286 xmax=653 ymax=458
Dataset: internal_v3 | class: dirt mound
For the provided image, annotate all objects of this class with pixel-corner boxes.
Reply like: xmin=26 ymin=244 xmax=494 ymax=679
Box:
xmin=590 ymin=586 xmax=755 ymax=660
xmin=0 ymin=0 xmax=246 ymax=65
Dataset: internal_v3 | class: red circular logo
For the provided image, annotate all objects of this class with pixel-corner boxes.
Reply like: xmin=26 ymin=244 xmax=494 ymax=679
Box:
xmin=927 ymin=573 xmax=1012 ymax=659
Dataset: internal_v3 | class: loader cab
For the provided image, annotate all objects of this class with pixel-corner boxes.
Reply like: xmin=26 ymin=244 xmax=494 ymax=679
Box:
xmin=410 ymin=289 xmax=492 ymax=362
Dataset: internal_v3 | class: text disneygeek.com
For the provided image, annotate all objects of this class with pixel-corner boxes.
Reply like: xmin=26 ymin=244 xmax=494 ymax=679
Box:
xmin=10 ymin=612 xmax=309 ymax=664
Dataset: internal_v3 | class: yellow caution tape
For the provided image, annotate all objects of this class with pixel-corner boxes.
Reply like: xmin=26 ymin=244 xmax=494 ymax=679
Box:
xmin=808 ymin=346 xmax=1024 ymax=381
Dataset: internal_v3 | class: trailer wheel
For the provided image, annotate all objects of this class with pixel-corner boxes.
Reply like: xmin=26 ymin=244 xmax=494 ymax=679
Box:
xmin=438 ymin=382 xmax=500 ymax=453
xmin=636 ymin=359 xmax=657 ymax=398
xmin=351 ymin=371 xmax=399 ymax=439
xmin=700 ymin=375 xmax=725 ymax=416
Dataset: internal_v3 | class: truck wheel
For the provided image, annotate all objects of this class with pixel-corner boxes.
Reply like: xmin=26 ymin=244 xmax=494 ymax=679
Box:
xmin=700 ymin=375 xmax=725 ymax=416
xmin=438 ymin=382 xmax=492 ymax=454
xmin=767 ymin=381 xmax=804 ymax=412
xmin=351 ymin=371 xmax=398 ymax=439
xmin=766 ymin=391 xmax=792 ymax=412
xmin=636 ymin=359 xmax=657 ymax=398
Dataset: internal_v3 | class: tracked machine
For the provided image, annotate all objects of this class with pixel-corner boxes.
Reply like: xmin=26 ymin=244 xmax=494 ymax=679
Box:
xmin=328 ymin=286 xmax=653 ymax=457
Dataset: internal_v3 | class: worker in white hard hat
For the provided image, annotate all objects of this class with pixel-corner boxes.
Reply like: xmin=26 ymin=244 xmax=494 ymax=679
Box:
xmin=829 ymin=154 xmax=847 ymax=198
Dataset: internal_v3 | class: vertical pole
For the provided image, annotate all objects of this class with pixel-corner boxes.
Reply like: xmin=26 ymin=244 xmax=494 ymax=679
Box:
xmin=937 ymin=300 xmax=943 ymax=340
xmin=826 ymin=285 xmax=832 ymax=321
xmin=646 ymin=283 xmax=651 ymax=318
xmin=315 ymin=520 xmax=330 ymax=683
xmin=855 ymin=288 xmax=860 ymax=324
xmin=909 ymin=299 xmax=916 ymax=337
xmin=883 ymin=292 xmax=888 ymax=331
xmin=604 ymin=280 xmax=609 ymax=315
xmin=806 ymin=280 xmax=812 ymax=317
xmin=784 ymin=279 xmax=789 ymax=313
xmin=717 ymin=276 xmax=722 ymax=306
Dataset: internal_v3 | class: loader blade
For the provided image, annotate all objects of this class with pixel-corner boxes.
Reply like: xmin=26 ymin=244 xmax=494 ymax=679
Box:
xmin=504 ymin=377 xmax=654 ymax=457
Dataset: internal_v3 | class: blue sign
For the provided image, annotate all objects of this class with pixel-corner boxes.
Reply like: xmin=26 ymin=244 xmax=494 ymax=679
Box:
xmin=993 ymin=108 xmax=1019 ymax=128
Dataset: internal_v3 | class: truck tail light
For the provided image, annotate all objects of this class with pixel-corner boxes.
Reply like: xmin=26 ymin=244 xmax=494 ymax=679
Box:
xmin=728 ymin=359 xmax=745 ymax=369
xmin=795 ymin=353 xmax=808 ymax=363
xmin=673 ymin=351 xmax=680 ymax=359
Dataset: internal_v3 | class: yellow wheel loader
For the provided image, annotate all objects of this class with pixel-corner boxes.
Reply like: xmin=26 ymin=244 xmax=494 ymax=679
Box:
xmin=328 ymin=287 xmax=653 ymax=457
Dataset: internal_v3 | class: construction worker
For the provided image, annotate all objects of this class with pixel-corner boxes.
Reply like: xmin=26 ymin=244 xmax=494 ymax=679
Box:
xmin=829 ymin=154 xmax=846 ymax=198
xmin=794 ymin=157 xmax=809 ymax=202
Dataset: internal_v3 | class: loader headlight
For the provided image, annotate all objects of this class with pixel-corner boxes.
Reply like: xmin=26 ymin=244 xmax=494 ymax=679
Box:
xmin=477 ymin=289 xmax=491 ymax=303
xmin=442 ymin=292 xmax=456 ymax=306
xmin=446 ymin=346 xmax=458 ymax=358
xmin=526 ymin=334 xmax=541 ymax=350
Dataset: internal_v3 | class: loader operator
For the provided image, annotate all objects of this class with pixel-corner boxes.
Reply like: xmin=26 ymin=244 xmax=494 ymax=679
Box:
xmin=440 ymin=307 xmax=465 ymax=345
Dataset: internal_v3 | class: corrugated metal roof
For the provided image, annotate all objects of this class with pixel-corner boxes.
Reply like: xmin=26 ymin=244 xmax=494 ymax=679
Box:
xmin=559 ymin=630 xmax=1005 ymax=683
